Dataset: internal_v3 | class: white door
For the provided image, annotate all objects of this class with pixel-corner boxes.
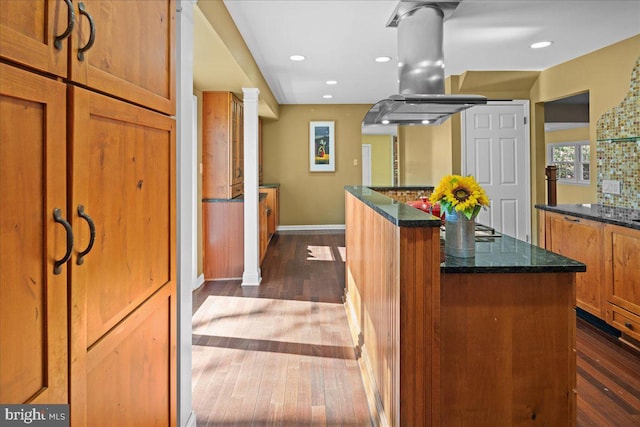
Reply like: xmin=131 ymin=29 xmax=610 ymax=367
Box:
xmin=362 ymin=144 xmax=372 ymax=186
xmin=462 ymin=101 xmax=531 ymax=242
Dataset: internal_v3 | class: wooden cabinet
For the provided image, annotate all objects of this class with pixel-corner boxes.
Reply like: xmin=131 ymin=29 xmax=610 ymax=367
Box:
xmin=604 ymin=224 xmax=640 ymax=341
xmin=0 ymin=62 xmax=68 ymax=404
xmin=202 ymin=91 xmax=244 ymax=199
xmin=260 ymin=197 xmax=268 ymax=264
xmin=69 ymin=87 xmax=176 ymax=425
xmin=260 ymin=186 xmax=280 ymax=240
xmin=203 ymin=201 xmax=244 ymax=280
xmin=544 ymin=212 xmax=605 ymax=318
xmin=0 ymin=0 xmax=70 ymax=77
xmin=68 ymin=0 xmax=175 ymax=115
xmin=1 ymin=1 xmax=176 ymax=424
xmin=203 ymin=197 xmax=269 ymax=280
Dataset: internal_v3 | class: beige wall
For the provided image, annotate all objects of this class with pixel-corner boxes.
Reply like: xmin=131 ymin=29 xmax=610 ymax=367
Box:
xmin=197 ymin=35 xmax=640 ymax=253
xmin=531 ymin=35 xmax=640 ymax=207
xmin=362 ymin=134 xmax=393 ymax=186
xmin=262 ymin=104 xmax=370 ymax=225
xmin=544 ymin=126 xmax=592 ymax=203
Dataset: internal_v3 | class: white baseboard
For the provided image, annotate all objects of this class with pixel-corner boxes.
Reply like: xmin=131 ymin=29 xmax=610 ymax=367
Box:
xmin=277 ymin=224 xmax=345 ymax=231
xmin=192 ymin=274 xmax=205 ymax=290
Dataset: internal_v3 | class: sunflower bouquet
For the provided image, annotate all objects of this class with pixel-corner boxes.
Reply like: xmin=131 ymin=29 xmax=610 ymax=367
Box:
xmin=429 ymin=175 xmax=490 ymax=220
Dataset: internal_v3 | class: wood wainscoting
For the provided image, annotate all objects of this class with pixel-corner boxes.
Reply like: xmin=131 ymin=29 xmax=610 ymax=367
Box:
xmin=344 ymin=192 xmax=441 ymax=426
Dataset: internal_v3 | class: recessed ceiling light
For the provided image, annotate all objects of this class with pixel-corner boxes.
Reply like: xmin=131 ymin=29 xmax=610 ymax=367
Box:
xmin=323 ymin=94 xmax=333 ymax=99
xmin=326 ymin=80 xmax=338 ymax=85
xmin=289 ymin=54 xmax=306 ymax=61
xmin=375 ymin=56 xmax=392 ymax=63
xmin=530 ymin=41 xmax=553 ymax=49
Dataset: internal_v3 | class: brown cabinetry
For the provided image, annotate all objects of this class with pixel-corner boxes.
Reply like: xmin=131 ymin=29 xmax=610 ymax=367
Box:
xmin=1 ymin=1 xmax=176 ymax=424
xmin=203 ymin=197 xmax=269 ymax=280
xmin=203 ymin=91 xmax=244 ymax=199
xmin=604 ymin=224 xmax=640 ymax=341
xmin=260 ymin=186 xmax=280 ymax=240
xmin=0 ymin=63 xmax=68 ymax=404
xmin=544 ymin=212 xmax=604 ymax=318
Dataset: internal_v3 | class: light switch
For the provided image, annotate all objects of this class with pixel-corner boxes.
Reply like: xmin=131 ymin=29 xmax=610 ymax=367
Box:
xmin=353 ymin=159 xmax=359 ymax=166
xmin=602 ymin=180 xmax=621 ymax=195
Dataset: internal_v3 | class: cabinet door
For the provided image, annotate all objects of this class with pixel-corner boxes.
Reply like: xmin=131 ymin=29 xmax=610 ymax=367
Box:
xmin=605 ymin=224 xmax=640 ymax=315
xmin=69 ymin=86 xmax=176 ymax=426
xmin=546 ymin=213 xmax=604 ymax=318
xmin=231 ymin=95 xmax=244 ymax=188
xmin=0 ymin=0 xmax=70 ymax=77
xmin=69 ymin=0 xmax=175 ymax=115
xmin=0 ymin=63 xmax=67 ymax=403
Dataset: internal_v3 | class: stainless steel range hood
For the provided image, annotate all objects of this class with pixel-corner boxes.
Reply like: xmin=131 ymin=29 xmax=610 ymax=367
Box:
xmin=363 ymin=1 xmax=486 ymax=126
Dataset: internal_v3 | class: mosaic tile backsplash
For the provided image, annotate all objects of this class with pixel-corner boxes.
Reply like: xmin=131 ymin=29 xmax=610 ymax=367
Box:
xmin=596 ymin=55 xmax=640 ymax=209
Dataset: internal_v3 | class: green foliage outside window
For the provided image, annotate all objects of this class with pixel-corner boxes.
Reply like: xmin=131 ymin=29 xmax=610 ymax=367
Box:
xmin=547 ymin=141 xmax=590 ymax=184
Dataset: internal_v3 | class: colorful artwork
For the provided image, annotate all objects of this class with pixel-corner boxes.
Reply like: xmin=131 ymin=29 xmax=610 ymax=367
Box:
xmin=309 ymin=121 xmax=335 ymax=172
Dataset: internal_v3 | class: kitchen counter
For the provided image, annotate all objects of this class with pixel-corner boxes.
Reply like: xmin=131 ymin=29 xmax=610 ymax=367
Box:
xmin=346 ymin=186 xmax=585 ymax=274
xmin=345 ymin=185 xmax=441 ymax=227
xmin=202 ymin=192 xmax=267 ymax=203
xmin=535 ymin=203 xmax=640 ymax=230
xmin=441 ymin=232 xmax=586 ymax=274
xmin=344 ymin=187 xmax=580 ymax=426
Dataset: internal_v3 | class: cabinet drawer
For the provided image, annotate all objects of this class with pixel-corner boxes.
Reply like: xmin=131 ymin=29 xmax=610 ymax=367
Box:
xmin=606 ymin=303 xmax=640 ymax=341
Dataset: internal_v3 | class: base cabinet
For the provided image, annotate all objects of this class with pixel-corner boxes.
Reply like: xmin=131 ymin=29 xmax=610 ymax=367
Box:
xmin=203 ymin=198 xmax=269 ymax=280
xmin=260 ymin=186 xmax=280 ymax=240
xmin=604 ymin=224 xmax=640 ymax=341
xmin=543 ymin=212 xmax=604 ymax=318
xmin=541 ymin=210 xmax=640 ymax=341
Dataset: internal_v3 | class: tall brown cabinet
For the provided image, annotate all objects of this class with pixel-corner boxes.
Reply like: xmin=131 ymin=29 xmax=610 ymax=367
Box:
xmin=0 ymin=1 xmax=177 ymax=425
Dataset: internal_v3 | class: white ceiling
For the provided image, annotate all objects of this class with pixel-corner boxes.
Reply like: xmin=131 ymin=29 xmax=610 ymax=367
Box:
xmin=220 ymin=0 xmax=640 ymax=105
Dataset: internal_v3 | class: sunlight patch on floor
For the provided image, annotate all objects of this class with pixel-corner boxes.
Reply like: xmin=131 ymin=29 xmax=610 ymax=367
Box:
xmin=307 ymin=245 xmax=335 ymax=261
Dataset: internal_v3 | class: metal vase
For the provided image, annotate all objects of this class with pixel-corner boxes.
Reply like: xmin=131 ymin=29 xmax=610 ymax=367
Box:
xmin=445 ymin=210 xmax=476 ymax=258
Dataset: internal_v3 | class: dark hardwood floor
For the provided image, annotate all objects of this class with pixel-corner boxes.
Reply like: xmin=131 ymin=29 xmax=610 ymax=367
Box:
xmin=192 ymin=231 xmax=640 ymax=426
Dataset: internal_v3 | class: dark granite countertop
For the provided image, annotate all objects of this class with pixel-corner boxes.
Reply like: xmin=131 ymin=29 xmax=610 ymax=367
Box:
xmin=346 ymin=186 xmax=586 ymax=274
xmin=260 ymin=183 xmax=280 ymax=189
xmin=345 ymin=185 xmax=441 ymax=228
xmin=203 ymin=193 xmax=267 ymax=203
xmin=440 ymin=233 xmax=586 ymax=274
xmin=535 ymin=204 xmax=640 ymax=230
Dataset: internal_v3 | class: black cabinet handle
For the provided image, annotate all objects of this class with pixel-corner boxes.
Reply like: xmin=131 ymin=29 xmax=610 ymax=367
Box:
xmin=77 ymin=2 xmax=96 ymax=61
xmin=563 ymin=216 xmax=580 ymax=223
xmin=625 ymin=322 xmax=634 ymax=330
xmin=53 ymin=208 xmax=73 ymax=275
xmin=54 ymin=0 xmax=75 ymax=50
xmin=76 ymin=205 xmax=96 ymax=265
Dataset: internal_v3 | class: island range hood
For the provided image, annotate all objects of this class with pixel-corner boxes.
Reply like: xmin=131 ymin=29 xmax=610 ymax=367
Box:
xmin=363 ymin=1 xmax=486 ymax=126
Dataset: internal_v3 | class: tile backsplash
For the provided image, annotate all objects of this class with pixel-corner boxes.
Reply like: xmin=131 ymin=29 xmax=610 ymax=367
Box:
xmin=596 ymin=56 xmax=640 ymax=209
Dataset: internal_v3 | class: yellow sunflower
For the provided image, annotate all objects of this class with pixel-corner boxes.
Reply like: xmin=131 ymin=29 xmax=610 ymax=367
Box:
xmin=430 ymin=175 xmax=490 ymax=219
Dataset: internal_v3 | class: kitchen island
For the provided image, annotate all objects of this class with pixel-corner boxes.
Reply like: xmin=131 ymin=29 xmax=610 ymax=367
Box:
xmin=344 ymin=186 xmax=585 ymax=427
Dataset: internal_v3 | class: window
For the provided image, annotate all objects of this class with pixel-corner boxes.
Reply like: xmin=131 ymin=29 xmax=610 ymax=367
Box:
xmin=547 ymin=141 xmax=590 ymax=184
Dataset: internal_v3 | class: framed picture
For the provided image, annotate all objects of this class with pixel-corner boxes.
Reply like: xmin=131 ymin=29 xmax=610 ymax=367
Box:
xmin=309 ymin=121 xmax=335 ymax=172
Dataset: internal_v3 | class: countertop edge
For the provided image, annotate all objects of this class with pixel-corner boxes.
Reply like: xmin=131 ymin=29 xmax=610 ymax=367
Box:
xmin=344 ymin=186 xmax=441 ymax=228
xmin=535 ymin=204 xmax=640 ymax=230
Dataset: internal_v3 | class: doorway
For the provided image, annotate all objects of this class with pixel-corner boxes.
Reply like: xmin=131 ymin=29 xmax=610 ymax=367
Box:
xmin=461 ymin=100 xmax=531 ymax=242
xmin=362 ymin=144 xmax=372 ymax=186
